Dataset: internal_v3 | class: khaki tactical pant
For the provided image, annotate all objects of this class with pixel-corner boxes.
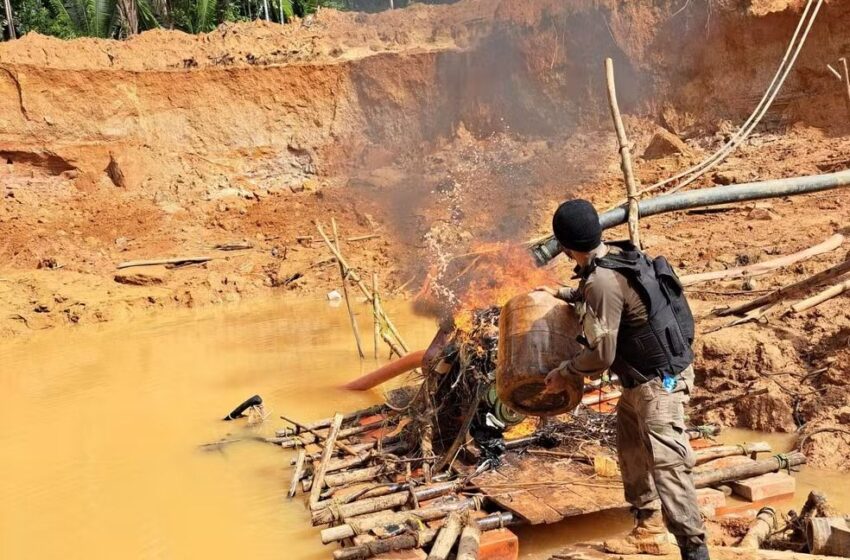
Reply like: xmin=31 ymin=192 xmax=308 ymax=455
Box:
xmin=616 ymin=366 xmax=706 ymax=544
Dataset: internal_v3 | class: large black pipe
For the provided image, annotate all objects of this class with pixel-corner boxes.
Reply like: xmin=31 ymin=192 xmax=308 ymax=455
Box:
xmin=531 ymin=169 xmax=850 ymax=266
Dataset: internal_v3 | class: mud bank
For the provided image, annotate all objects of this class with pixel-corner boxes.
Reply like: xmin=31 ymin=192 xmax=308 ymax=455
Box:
xmin=1 ymin=0 xmax=850 ymax=465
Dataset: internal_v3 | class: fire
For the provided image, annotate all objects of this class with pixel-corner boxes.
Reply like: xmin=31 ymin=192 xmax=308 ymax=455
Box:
xmin=416 ymin=242 xmax=561 ymax=332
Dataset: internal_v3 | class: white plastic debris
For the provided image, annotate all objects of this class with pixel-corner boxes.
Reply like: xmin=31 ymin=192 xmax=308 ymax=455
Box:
xmin=327 ymin=290 xmax=342 ymax=301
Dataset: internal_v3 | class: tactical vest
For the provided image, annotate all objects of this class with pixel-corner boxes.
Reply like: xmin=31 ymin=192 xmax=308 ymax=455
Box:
xmin=592 ymin=241 xmax=695 ymax=388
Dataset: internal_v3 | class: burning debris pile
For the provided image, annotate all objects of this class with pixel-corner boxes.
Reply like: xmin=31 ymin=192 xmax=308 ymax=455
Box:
xmin=261 ymin=286 xmax=816 ymax=559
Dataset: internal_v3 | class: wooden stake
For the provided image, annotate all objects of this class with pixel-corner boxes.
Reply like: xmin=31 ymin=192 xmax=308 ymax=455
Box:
xmin=841 ymin=58 xmax=850 ymax=119
xmin=281 ymin=414 xmax=361 ymax=457
xmin=790 ymin=276 xmax=850 ymax=313
xmin=372 ymin=273 xmax=380 ymax=359
xmin=332 ymin=218 xmax=365 ymax=359
xmin=275 ymin=404 xmax=388 ymax=436
xmin=316 ymin=222 xmax=409 ymax=352
xmin=605 ymin=57 xmax=641 ymax=250
xmin=309 ymin=413 xmax=344 ymax=507
xmin=3 ymin=0 xmax=16 ymax=40
xmin=427 ymin=511 xmax=463 ymax=560
xmin=288 ymin=449 xmax=307 ymax=499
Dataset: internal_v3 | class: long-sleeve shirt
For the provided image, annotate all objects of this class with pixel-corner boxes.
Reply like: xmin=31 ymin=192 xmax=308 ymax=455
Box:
xmin=555 ymin=243 xmax=648 ymax=379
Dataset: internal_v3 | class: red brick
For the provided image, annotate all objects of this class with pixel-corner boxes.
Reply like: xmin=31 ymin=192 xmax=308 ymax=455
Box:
xmin=730 ymin=472 xmax=796 ymax=502
xmin=480 ymin=528 xmax=519 ymax=560
xmin=696 ymin=488 xmax=727 ymax=516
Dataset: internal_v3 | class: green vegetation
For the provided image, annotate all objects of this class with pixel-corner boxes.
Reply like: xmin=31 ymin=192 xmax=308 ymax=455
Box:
xmin=2 ymin=0 xmax=453 ymax=39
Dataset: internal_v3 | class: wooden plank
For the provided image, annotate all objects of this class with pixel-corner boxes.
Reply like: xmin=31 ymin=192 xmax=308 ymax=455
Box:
xmin=473 ymin=468 xmax=563 ymax=524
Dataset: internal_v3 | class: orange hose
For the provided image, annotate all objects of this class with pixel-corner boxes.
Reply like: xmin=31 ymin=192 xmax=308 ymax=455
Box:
xmin=343 ymin=350 xmax=426 ymax=391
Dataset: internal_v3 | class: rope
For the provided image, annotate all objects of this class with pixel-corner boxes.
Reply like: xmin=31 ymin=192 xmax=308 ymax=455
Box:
xmin=328 ymin=500 xmax=345 ymax=523
xmin=774 ymin=453 xmax=791 ymax=474
xmin=615 ymin=0 xmax=824 ymax=202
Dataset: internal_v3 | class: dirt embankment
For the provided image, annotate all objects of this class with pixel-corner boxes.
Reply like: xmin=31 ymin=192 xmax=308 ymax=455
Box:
xmin=1 ymin=0 xmax=850 ymax=463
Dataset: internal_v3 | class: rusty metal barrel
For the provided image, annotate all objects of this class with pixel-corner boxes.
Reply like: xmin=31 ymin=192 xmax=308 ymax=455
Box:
xmin=496 ymin=291 xmax=584 ymax=416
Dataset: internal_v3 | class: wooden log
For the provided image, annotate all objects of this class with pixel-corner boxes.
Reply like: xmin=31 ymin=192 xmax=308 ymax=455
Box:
xmin=292 ymin=434 xmax=403 ymax=465
xmin=739 ymin=507 xmax=777 ymax=549
xmin=288 ymin=449 xmax=307 ymax=499
xmin=321 ymin=498 xmax=476 ymax=544
xmin=332 ymin=513 xmax=514 ymax=560
xmin=790 ymin=277 xmax=850 ymax=313
xmin=605 ymin=57 xmax=642 ymax=250
xmin=693 ymin=452 xmax=806 ymax=488
xmin=343 ymin=350 xmax=426 ymax=390
xmin=718 ymin=258 xmax=850 ymax=316
xmin=324 ymin=465 xmax=393 ymax=488
xmin=427 ymin=511 xmax=463 ymax=560
xmin=679 ymin=234 xmax=845 ymax=287
xmin=312 ymin=482 xmax=457 ymax=525
xmin=278 ymin=416 xmax=392 ymax=445
xmin=372 ymin=273 xmax=380 ymax=359
xmin=457 ymin=523 xmax=481 ymax=560
xmin=276 ymin=404 xmax=389 ymax=436
xmin=326 ymin=441 xmax=408 ymax=474
xmin=310 ymin=413 xmax=344 ymax=507
xmin=695 ymin=442 xmax=772 ymax=465
xmin=331 ymin=218 xmax=366 ymax=359
xmin=280 ymin=415 xmax=361 ymax=457
xmin=116 ymin=256 xmax=213 ymax=269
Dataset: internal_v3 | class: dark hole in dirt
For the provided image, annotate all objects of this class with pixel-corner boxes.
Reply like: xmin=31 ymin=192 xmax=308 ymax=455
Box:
xmin=0 ymin=151 xmax=75 ymax=175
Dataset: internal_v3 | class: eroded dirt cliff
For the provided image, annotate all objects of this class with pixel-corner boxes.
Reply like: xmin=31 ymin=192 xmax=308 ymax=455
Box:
xmin=1 ymin=0 xmax=850 ymax=464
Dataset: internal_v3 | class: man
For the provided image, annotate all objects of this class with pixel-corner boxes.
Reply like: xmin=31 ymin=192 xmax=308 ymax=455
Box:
xmin=538 ymin=199 xmax=709 ymax=560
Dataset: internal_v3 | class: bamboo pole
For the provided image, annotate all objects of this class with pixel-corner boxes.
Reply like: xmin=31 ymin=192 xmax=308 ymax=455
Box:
xmin=719 ymin=258 xmax=850 ymax=316
xmin=3 ymin=0 xmax=15 ymax=39
xmin=316 ymin=223 xmax=409 ymax=352
xmin=427 ymin=511 xmax=463 ymax=560
xmin=312 ymin=482 xmax=457 ymax=525
xmin=457 ymin=523 xmax=481 ymax=560
xmin=280 ymin=414 xmax=361 ymax=457
xmin=324 ymin=465 xmax=393 ymax=488
xmin=605 ymin=57 xmax=641 ymax=249
xmin=790 ymin=277 xmax=850 ymax=313
xmin=309 ymin=413 xmax=344 ymax=507
xmin=679 ymin=234 xmax=844 ymax=287
xmin=693 ymin=452 xmax=806 ymax=488
xmin=332 ymin=218 xmax=365 ymax=359
xmin=842 ymin=58 xmax=850 ymax=119
xmin=275 ymin=404 xmax=388 ymax=436
xmin=372 ymin=273 xmax=380 ymax=359
xmin=321 ymin=498 xmax=477 ymax=544
xmin=332 ymin=513 xmax=514 ymax=560
xmin=694 ymin=442 xmax=771 ymax=465
xmin=288 ymin=449 xmax=307 ymax=499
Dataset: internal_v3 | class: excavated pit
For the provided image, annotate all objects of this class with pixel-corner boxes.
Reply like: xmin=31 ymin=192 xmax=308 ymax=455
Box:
xmin=1 ymin=0 xmax=850 ymax=465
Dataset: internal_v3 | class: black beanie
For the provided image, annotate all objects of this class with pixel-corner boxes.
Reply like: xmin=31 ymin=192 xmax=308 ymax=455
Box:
xmin=552 ymin=199 xmax=602 ymax=252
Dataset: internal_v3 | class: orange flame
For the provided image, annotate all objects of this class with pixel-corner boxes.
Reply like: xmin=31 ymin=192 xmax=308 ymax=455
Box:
xmin=416 ymin=242 xmax=560 ymax=332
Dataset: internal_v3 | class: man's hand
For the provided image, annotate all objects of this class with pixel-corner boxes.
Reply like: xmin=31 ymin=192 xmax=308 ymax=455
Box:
xmin=544 ymin=365 xmax=570 ymax=394
xmin=534 ymin=286 xmax=559 ymax=297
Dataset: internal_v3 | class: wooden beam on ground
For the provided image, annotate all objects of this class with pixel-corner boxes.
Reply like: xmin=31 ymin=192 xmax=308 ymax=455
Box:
xmin=679 ymin=234 xmax=844 ymax=287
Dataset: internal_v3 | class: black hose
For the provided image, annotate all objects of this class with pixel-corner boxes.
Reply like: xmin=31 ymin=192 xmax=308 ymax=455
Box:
xmin=531 ymin=169 xmax=850 ymax=266
xmin=223 ymin=394 xmax=263 ymax=421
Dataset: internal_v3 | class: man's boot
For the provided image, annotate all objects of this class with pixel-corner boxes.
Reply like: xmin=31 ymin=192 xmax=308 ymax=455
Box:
xmin=677 ymin=536 xmax=710 ymax=560
xmin=603 ymin=510 xmax=676 ymax=555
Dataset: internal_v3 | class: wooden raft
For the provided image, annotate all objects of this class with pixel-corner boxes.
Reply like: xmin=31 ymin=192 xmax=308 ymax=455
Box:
xmin=468 ymin=452 xmax=626 ymax=525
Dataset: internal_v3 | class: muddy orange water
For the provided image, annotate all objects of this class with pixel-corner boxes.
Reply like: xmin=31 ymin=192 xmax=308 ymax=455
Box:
xmin=0 ymin=299 xmax=847 ymax=560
